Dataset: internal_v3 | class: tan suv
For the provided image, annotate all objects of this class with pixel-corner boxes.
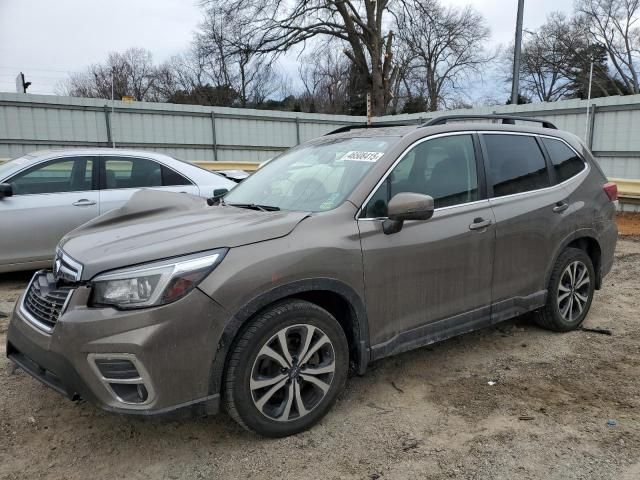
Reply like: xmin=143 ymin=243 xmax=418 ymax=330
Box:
xmin=7 ymin=115 xmax=618 ymax=437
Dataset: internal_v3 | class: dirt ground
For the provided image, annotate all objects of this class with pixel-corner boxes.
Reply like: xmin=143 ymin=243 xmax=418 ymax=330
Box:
xmin=1 ymin=240 xmax=639 ymax=480
xmin=618 ymin=212 xmax=640 ymax=237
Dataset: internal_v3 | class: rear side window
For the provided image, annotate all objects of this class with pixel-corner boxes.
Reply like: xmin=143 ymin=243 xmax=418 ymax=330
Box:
xmin=102 ymin=157 xmax=192 ymax=189
xmin=542 ymin=138 xmax=585 ymax=183
xmin=103 ymin=157 xmax=162 ymax=189
xmin=483 ymin=134 xmax=550 ymax=198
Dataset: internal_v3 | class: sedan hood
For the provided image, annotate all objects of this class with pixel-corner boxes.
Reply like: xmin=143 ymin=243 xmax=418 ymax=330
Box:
xmin=60 ymin=190 xmax=309 ymax=279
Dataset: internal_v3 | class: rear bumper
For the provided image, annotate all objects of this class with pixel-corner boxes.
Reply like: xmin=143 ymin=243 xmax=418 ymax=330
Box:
xmin=6 ymin=281 xmax=227 ymax=416
xmin=599 ymin=219 xmax=618 ymax=284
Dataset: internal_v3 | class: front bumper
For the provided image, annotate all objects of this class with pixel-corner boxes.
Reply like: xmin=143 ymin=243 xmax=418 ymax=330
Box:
xmin=6 ymin=278 xmax=228 ymax=416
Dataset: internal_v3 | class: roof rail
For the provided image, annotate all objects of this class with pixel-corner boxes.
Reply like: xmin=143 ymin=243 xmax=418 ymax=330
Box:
xmin=422 ymin=114 xmax=558 ymax=130
xmin=325 ymin=122 xmax=415 ymax=136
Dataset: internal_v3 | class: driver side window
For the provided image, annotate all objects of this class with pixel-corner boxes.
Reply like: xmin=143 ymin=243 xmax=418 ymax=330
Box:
xmin=9 ymin=157 xmax=94 ymax=196
xmin=361 ymin=134 xmax=479 ymax=218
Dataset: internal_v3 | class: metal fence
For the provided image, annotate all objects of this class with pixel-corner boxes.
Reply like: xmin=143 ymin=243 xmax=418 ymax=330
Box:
xmin=1 ymin=91 xmax=640 ymax=181
xmin=0 ymin=93 xmax=364 ymax=163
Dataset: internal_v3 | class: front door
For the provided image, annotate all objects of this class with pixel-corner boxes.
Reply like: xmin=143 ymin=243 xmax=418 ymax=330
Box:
xmin=0 ymin=156 xmax=99 ymax=268
xmin=357 ymin=133 xmax=495 ymax=355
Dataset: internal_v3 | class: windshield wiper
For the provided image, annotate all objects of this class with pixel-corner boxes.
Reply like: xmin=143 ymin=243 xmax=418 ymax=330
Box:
xmin=227 ymin=203 xmax=280 ymax=212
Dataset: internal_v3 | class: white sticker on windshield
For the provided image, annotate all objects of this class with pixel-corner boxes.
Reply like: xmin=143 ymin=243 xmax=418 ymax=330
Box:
xmin=340 ymin=151 xmax=384 ymax=163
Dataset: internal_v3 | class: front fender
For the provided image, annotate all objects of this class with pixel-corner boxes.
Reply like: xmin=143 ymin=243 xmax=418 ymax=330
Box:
xmin=206 ymin=278 xmax=370 ymax=396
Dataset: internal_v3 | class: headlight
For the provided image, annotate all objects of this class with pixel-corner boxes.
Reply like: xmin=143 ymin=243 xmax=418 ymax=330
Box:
xmin=91 ymin=249 xmax=226 ymax=309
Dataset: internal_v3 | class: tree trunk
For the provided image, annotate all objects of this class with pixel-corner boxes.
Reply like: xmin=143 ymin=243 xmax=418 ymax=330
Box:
xmin=427 ymin=68 xmax=438 ymax=112
xmin=240 ymin=63 xmax=247 ymax=108
xmin=370 ymin=66 xmax=386 ymax=116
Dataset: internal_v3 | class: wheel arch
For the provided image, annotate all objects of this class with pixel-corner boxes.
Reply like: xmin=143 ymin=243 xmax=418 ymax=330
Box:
xmin=209 ymin=279 xmax=370 ymax=396
xmin=546 ymin=230 xmax=603 ymax=291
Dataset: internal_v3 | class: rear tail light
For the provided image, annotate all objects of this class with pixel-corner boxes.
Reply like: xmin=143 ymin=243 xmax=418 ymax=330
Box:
xmin=603 ymin=182 xmax=618 ymax=202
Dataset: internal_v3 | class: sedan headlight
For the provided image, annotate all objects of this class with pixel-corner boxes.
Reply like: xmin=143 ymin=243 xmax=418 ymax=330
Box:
xmin=91 ymin=249 xmax=227 ymax=309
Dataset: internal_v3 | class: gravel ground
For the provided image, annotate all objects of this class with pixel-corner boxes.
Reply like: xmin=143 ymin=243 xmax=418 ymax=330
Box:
xmin=1 ymin=239 xmax=639 ymax=480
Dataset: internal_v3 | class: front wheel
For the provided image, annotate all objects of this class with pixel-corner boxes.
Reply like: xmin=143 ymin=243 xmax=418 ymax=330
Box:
xmin=223 ymin=300 xmax=349 ymax=437
xmin=535 ymin=247 xmax=595 ymax=332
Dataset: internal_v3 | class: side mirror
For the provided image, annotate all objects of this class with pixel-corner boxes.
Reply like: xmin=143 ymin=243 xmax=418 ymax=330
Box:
xmin=213 ymin=188 xmax=229 ymax=198
xmin=383 ymin=192 xmax=434 ymax=235
xmin=206 ymin=188 xmax=229 ymax=206
xmin=0 ymin=183 xmax=13 ymax=199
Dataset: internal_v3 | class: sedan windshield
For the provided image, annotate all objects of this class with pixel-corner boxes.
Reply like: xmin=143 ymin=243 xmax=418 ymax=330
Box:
xmin=0 ymin=154 xmax=35 ymax=178
xmin=224 ymin=136 xmax=398 ymax=212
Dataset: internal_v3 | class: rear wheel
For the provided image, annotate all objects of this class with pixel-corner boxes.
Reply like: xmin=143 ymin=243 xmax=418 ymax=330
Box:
xmin=535 ymin=248 xmax=595 ymax=331
xmin=223 ymin=300 xmax=349 ymax=437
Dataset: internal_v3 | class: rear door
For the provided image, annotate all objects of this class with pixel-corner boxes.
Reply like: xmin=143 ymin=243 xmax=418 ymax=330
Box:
xmin=98 ymin=156 xmax=199 ymax=214
xmin=358 ymin=133 xmax=496 ymax=351
xmin=0 ymin=156 xmax=98 ymax=267
xmin=481 ymin=133 xmax=573 ymax=320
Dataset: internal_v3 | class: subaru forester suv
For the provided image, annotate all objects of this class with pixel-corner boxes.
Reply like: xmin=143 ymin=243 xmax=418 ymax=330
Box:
xmin=7 ymin=115 xmax=618 ymax=437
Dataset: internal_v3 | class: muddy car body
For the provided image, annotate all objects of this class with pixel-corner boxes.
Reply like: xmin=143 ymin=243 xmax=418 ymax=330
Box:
xmin=7 ymin=116 xmax=618 ymax=436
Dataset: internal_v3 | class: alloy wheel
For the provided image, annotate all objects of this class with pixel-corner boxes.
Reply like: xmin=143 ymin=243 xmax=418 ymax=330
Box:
xmin=557 ymin=260 xmax=591 ymax=322
xmin=250 ymin=324 xmax=336 ymax=422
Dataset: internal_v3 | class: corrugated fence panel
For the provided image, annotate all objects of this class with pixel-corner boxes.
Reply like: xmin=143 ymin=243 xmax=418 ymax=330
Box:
xmin=2 ymin=92 xmax=640 ymax=180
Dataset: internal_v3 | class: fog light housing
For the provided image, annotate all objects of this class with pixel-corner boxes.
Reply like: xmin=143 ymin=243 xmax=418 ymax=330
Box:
xmin=88 ymin=354 xmax=155 ymax=407
xmin=110 ymin=383 xmax=149 ymax=404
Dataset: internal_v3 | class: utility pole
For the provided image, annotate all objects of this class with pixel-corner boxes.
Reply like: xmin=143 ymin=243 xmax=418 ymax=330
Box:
xmin=511 ymin=0 xmax=525 ymax=105
xmin=584 ymin=61 xmax=594 ymax=141
xmin=111 ymin=67 xmax=116 ymax=148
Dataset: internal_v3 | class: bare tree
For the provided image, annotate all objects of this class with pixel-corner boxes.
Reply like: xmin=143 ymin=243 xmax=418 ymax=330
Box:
xmin=537 ymin=13 xmax=628 ymax=97
xmin=388 ymin=43 xmax=417 ymax=113
xmin=501 ymin=12 xmax=630 ymax=102
xmin=59 ymin=48 xmax=158 ymax=101
xmin=519 ymin=20 xmax=573 ymax=101
xmin=201 ymin=0 xmax=401 ymax=116
xmin=297 ymin=42 xmax=351 ymax=113
xmin=396 ymin=0 xmax=493 ymax=111
xmin=499 ymin=14 xmax=575 ymax=102
xmin=576 ymin=0 xmax=640 ymax=94
xmin=197 ymin=7 xmax=278 ymax=107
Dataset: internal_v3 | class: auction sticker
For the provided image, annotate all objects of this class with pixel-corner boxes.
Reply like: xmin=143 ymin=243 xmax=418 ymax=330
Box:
xmin=340 ymin=151 xmax=384 ymax=162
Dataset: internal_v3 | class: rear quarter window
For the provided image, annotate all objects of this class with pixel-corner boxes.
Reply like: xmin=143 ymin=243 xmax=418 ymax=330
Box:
xmin=161 ymin=166 xmax=192 ymax=186
xmin=542 ymin=137 xmax=585 ymax=183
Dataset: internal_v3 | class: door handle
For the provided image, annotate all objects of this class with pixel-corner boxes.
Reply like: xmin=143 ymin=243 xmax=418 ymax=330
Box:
xmin=469 ymin=217 xmax=492 ymax=231
xmin=73 ymin=199 xmax=97 ymax=207
xmin=553 ymin=202 xmax=569 ymax=213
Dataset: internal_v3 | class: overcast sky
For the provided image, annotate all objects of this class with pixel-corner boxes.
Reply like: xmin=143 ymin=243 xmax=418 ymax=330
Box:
xmin=0 ymin=0 xmax=575 ymax=97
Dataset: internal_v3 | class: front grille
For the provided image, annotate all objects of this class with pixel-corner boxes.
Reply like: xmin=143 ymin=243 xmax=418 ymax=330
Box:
xmin=22 ymin=272 xmax=73 ymax=332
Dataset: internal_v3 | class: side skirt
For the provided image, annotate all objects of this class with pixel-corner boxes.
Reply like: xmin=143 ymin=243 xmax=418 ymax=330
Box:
xmin=369 ymin=290 xmax=546 ymax=362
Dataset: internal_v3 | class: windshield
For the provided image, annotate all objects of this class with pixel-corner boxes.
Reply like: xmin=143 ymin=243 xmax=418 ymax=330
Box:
xmin=224 ymin=136 xmax=398 ymax=212
xmin=0 ymin=154 xmax=35 ymax=178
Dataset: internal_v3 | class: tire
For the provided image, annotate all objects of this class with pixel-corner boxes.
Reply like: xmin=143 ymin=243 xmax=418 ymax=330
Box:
xmin=223 ymin=299 xmax=349 ymax=437
xmin=535 ymin=247 xmax=595 ymax=332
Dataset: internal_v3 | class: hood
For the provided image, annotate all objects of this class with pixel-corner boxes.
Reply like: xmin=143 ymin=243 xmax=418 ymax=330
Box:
xmin=60 ymin=189 xmax=309 ymax=279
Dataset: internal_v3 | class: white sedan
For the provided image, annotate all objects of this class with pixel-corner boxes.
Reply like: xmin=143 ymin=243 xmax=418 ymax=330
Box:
xmin=0 ymin=149 xmax=235 ymax=273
